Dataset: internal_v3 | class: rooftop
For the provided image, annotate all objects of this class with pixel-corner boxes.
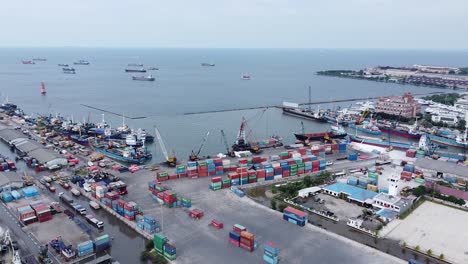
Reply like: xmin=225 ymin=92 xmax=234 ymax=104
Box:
xmin=374 ymin=192 xmax=401 ymax=204
xmin=376 ymin=208 xmax=398 ymax=221
xmin=415 ymin=158 xmax=468 ymax=178
xmin=0 ymin=128 xmax=27 ymax=143
xmin=28 ymin=148 xmax=64 ymax=164
xmin=15 ymin=139 xmax=42 ymax=153
xmin=323 ymin=182 xmax=378 ymax=203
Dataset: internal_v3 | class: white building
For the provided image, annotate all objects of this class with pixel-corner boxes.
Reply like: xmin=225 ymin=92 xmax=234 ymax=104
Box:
xmin=454 ymin=94 xmax=468 ymax=111
xmin=431 ymin=111 xmax=460 ymax=125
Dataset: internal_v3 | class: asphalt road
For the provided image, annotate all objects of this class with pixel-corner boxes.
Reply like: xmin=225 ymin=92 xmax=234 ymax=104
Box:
xmin=0 ymin=202 xmax=60 ymax=264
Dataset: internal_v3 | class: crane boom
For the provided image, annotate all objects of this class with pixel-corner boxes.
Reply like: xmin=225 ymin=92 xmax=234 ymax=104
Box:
xmin=154 ymin=127 xmax=169 ymax=160
xmin=221 ymin=130 xmax=230 ymax=154
xmin=196 ymin=131 xmax=210 ymax=155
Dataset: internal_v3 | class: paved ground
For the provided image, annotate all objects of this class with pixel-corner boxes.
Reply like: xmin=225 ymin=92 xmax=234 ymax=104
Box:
xmin=311 ymin=193 xmax=364 ymax=220
xmin=122 ymin=170 xmax=404 ymax=264
xmin=385 ymin=201 xmax=468 ymax=264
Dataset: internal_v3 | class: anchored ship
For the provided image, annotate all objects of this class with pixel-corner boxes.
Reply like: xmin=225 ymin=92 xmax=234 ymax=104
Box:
xmin=125 ymin=68 xmax=146 ymax=73
xmin=132 ymin=75 xmax=155 ymax=81
xmin=74 ymin=60 xmax=90 ymax=65
xmin=348 ymin=134 xmax=413 ymax=150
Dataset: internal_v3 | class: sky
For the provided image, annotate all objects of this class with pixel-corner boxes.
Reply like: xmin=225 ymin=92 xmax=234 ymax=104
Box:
xmin=1 ymin=0 xmax=467 ymax=49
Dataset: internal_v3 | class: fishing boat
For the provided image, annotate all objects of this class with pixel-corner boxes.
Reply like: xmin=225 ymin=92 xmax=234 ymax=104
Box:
xmin=94 ymin=139 xmax=152 ymax=164
xmin=147 ymin=67 xmax=159 ymax=70
xmin=348 ymin=134 xmax=413 ymax=150
xmin=125 ymin=68 xmax=146 ymax=73
xmin=33 ymin=58 xmax=47 ymax=61
xmin=74 ymin=60 xmax=90 ymax=65
xmin=62 ymin=67 xmax=76 ymax=74
xmin=201 ymin=62 xmax=215 ymax=66
xmin=132 ymin=75 xmax=155 ymax=81
xmin=241 ymin=74 xmax=251 ymax=80
xmin=128 ymin=63 xmax=143 ymax=67
xmin=58 ymin=63 xmax=69 ymax=67
xmin=22 ymin=60 xmax=35 ymax=64
xmin=349 ymin=121 xmax=381 ymax=135
xmin=40 ymin=82 xmax=46 ymax=95
xmin=69 ymin=134 xmax=90 ymax=145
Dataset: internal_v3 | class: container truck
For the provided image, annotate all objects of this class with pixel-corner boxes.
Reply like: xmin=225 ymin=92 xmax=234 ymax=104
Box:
xmin=84 ymin=214 xmax=104 ymax=229
xmin=59 ymin=193 xmax=86 ymax=215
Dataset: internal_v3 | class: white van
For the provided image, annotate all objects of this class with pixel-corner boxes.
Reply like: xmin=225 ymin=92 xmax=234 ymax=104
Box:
xmin=89 ymin=201 xmax=101 ymax=210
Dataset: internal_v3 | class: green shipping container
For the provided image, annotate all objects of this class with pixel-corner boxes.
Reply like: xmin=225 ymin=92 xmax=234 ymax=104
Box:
xmin=298 ymin=163 xmax=305 ymax=168
xmin=197 ymin=161 xmax=207 ymax=166
xmin=280 ymin=152 xmax=289 ymax=156
xmin=368 ymin=173 xmax=378 ymax=179
xmin=176 ymin=165 xmax=186 ymax=170
xmin=154 ymin=234 xmax=167 ymax=252
xmin=248 ymin=175 xmax=257 ymax=180
xmin=415 ymin=178 xmax=425 ymax=184
xmin=290 ymin=164 xmax=298 ymax=169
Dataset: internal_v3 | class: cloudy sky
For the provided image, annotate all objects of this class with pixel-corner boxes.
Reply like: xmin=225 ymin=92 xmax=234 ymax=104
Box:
xmin=1 ymin=0 xmax=467 ymax=49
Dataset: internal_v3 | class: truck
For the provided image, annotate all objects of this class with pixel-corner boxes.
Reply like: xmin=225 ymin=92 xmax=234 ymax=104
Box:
xmin=89 ymin=201 xmax=100 ymax=210
xmin=84 ymin=214 xmax=104 ymax=229
xmin=71 ymin=203 xmax=87 ymax=215
xmin=59 ymin=193 xmax=86 ymax=215
xmin=70 ymin=188 xmax=81 ymax=196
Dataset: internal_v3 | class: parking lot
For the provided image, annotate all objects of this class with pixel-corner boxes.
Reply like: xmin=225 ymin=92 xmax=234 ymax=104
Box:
xmin=300 ymin=192 xmax=365 ymax=220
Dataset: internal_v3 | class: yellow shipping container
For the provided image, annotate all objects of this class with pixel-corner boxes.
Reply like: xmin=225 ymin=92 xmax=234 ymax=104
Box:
xmin=367 ymin=184 xmax=378 ymax=192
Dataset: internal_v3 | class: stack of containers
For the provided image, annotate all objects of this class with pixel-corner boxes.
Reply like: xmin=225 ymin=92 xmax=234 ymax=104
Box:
xmin=265 ymin=166 xmax=274 ymax=180
xmin=400 ymin=171 xmax=412 ymax=181
xmin=403 ymin=164 xmax=415 ymax=173
xmin=338 ymin=142 xmax=347 ymax=153
xmin=210 ymin=177 xmax=222 ymax=191
xmin=240 ymin=231 xmax=255 ymax=252
xmin=11 ymin=191 xmax=21 ymax=200
xmin=197 ymin=161 xmax=208 ymax=177
xmin=281 ymin=161 xmax=289 ymax=179
xmin=312 ymin=160 xmax=319 ymax=172
xmin=95 ymin=185 xmax=107 ymax=201
xmin=367 ymin=184 xmax=378 ymax=192
xmin=237 ymin=167 xmax=248 ymax=185
xmin=304 ymin=161 xmax=312 ymax=173
xmin=406 ymin=149 xmax=417 ymax=158
xmin=263 ymin=242 xmax=279 ymax=264
xmin=228 ymin=172 xmax=240 ymax=185
xmin=114 ymin=200 xmax=125 ymax=216
xmin=347 ymin=177 xmax=358 ymax=185
xmin=279 ymin=151 xmax=289 ymax=160
xmin=297 ymin=160 xmax=305 ymax=175
xmin=163 ymin=190 xmax=177 ymax=208
xmin=163 ymin=243 xmax=177 ymax=260
xmin=248 ymin=170 xmax=257 ymax=184
xmin=283 ymin=206 xmax=307 ymax=227
xmin=221 ymin=177 xmax=231 ymax=189
xmin=77 ymin=240 xmax=94 ymax=257
xmin=187 ymin=161 xmax=198 ymax=178
xmin=229 ymin=230 xmax=241 ymax=247
xmin=257 ymin=169 xmax=266 ymax=182
xmin=17 ymin=205 xmax=37 ymax=225
xmin=105 ymin=191 xmax=120 ymax=201
xmin=348 ymin=153 xmax=358 ymax=161
xmin=157 ymin=171 xmax=169 ymax=182
xmin=180 ymin=197 xmax=192 ymax=208
xmin=153 ymin=233 xmax=167 ymax=254
xmin=207 ymin=159 xmax=216 ymax=176
xmin=143 ymin=215 xmax=159 ymax=234
xmin=94 ymin=234 xmax=110 ymax=252
xmin=101 ymin=198 xmax=112 ymax=208
xmin=290 ymin=163 xmax=298 ymax=176
xmin=21 ymin=186 xmax=39 ymax=198
xmin=368 ymin=171 xmax=378 ymax=183
xmin=136 ymin=215 xmax=145 ymax=230
xmin=30 ymin=201 xmax=52 ymax=222
xmin=214 ymin=158 xmax=224 ymax=175
xmin=176 ymin=165 xmax=187 ymax=177
xmin=319 ymin=159 xmax=326 ymax=170
xmin=358 ymin=177 xmax=369 ymax=189
xmin=416 ymin=150 xmax=425 ymax=158
xmin=123 ymin=201 xmax=138 ymax=221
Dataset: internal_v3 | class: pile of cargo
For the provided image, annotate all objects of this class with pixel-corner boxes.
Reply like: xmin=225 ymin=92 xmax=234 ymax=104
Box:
xmin=136 ymin=215 xmax=159 ymax=234
xmin=180 ymin=197 xmax=192 ymax=208
xmin=30 ymin=201 xmax=52 ymax=222
xmin=154 ymin=233 xmax=177 ymax=260
xmin=17 ymin=205 xmax=37 ymax=225
xmin=77 ymin=240 xmax=94 ymax=257
xmin=348 ymin=153 xmax=358 ymax=161
xmin=188 ymin=208 xmax=204 ymax=219
xmin=263 ymin=241 xmax=280 ymax=264
xmin=229 ymin=224 xmax=256 ymax=252
xmin=176 ymin=165 xmax=187 ymax=177
xmin=49 ymin=237 xmax=75 ymax=260
xmin=0 ymin=156 xmax=15 ymax=171
xmin=283 ymin=206 xmax=307 ymax=227
xmin=347 ymin=176 xmax=377 ymax=190
xmin=209 ymin=176 xmax=232 ymax=191
xmin=147 ymin=181 xmax=180 ymax=208
xmin=2 ymin=186 xmax=39 ymax=202
xmin=110 ymin=199 xmax=140 ymax=220
xmin=94 ymin=234 xmax=111 ymax=252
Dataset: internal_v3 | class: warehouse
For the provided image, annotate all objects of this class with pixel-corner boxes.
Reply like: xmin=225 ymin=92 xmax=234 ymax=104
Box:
xmin=414 ymin=158 xmax=468 ymax=179
xmin=28 ymin=148 xmax=67 ymax=170
xmin=15 ymin=139 xmax=42 ymax=155
xmin=0 ymin=171 xmax=23 ymax=189
xmin=322 ymin=182 xmax=378 ymax=206
xmin=372 ymin=193 xmax=412 ymax=213
xmin=0 ymin=128 xmax=27 ymax=145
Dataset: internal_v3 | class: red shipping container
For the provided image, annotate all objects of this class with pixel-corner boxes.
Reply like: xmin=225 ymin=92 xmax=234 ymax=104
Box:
xmin=215 ymin=166 xmax=224 ymax=171
xmin=236 ymin=167 xmax=248 ymax=173
xmin=248 ymin=170 xmax=256 ymax=176
xmin=178 ymin=172 xmax=187 ymax=177
xmin=298 ymin=148 xmax=307 ymax=155
xmin=169 ymin=174 xmax=178 ymax=180
xmin=228 ymin=172 xmax=239 ymax=179
xmin=331 ymin=143 xmax=338 ymax=150
xmin=211 ymin=177 xmax=222 ymax=183
xmin=312 ymin=167 xmax=319 ymax=172
xmin=239 ymin=243 xmax=254 ymax=252
xmin=240 ymin=237 xmax=254 ymax=246
xmin=229 ymin=238 xmax=240 ymax=247
xmin=298 ymin=168 xmax=304 ymax=175
xmin=125 ymin=214 xmax=135 ymax=221
xmin=282 ymin=170 xmax=290 ymax=177
xmin=248 ymin=179 xmax=257 ymax=184
xmin=312 ymin=160 xmax=320 ymax=168
xmin=302 ymin=156 xmax=311 ymax=162
xmin=233 ymin=225 xmax=246 ymax=233
xmin=257 ymin=169 xmax=266 ymax=178
xmin=287 ymin=160 xmax=295 ymax=165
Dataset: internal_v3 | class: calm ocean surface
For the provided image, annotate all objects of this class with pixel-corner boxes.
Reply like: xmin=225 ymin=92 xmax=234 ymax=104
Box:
xmin=1 ymin=48 xmax=467 ymax=161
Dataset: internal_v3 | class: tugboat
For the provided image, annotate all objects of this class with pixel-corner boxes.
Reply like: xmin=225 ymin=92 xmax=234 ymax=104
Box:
xmin=132 ymin=75 xmax=155 ymax=81
xmin=74 ymin=60 xmax=90 ymax=65
xmin=125 ymin=68 xmax=146 ymax=73
xmin=33 ymin=58 xmax=47 ymax=61
xmin=241 ymin=74 xmax=251 ymax=80
xmin=62 ymin=67 xmax=76 ymax=74
xmin=22 ymin=60 xmax=35 ymax=64
xmin=147 ymin=67 xmax=159 ymax=70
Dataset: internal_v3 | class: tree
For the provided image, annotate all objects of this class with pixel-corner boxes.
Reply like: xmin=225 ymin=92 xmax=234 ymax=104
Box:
xmin=439 ymin=253 xmax=444 ymax=260
xmin=415 ymin=245 xmax=420 ymax=251
xmin=271 ymin=200 xmax=277 ymax=210
xmin=278 ymin=203 xmax=288 ymax=212
xmin=303 ymin=175 xmax=312 ymax=187
xmin=427 ymin=249 xmax=432 ymax=256
xmin=412 ymin=186 xmax=427 ymax=197
xmin=145 ymin=240 xmax=154 ymax=251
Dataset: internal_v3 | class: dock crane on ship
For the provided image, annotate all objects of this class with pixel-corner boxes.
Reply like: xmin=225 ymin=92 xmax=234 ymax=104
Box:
xmin=189 ymin=131 xmax=210 ymax=161
xmin=221 ymin=130 xmax=235 ymax=157
xmin=154 ymin=127 xmax=177 ymax=167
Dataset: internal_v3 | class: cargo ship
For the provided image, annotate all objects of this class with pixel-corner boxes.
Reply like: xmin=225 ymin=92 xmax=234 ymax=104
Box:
xmin=349 ymin=122 xmax=381 ymax=135
xmin=282 ymin=102 xmax=327 ymax=123
xmin=132 ymin=75 xmax=155 ymax=81
xmin=125 ymin=68 xmax=146 ymax=73
xmin=94 ymin=144 xmax=152 ymax=164
xmin=426 ymin=130 xmax=467 ymax=149
xmin=295 ymin=124 xmax=347 ymax=142
xmin=74 ymin=60 xmax=90 ymax=65
xmin=58 ymin=63 xmax=69 ymax=67
xmin=376 ymin=122 xmax=422 ymax=139
xmin=128 ymin=63 xmax=143 ymax=67
xmin=22 ymin=60 xmax=35 ymax=64
xmin=348 ymin=134 xmax=413 ymax=150
xmin=33 ymin=58 xmax=47 ymax=61
xmin=62 ymin=67 xmax=76 ymax=74
xmin=249 ymin=136 xmax=283 ymax=149
xmin=69 ymin=134 xmax=90 ymax=146
xmin=201 ymin=63 xmax=215 ymax=66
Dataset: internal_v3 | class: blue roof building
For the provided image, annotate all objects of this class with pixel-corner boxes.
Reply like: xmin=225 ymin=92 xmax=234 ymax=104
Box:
xmin=322 ymin=182 xmax=378 ymax=204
